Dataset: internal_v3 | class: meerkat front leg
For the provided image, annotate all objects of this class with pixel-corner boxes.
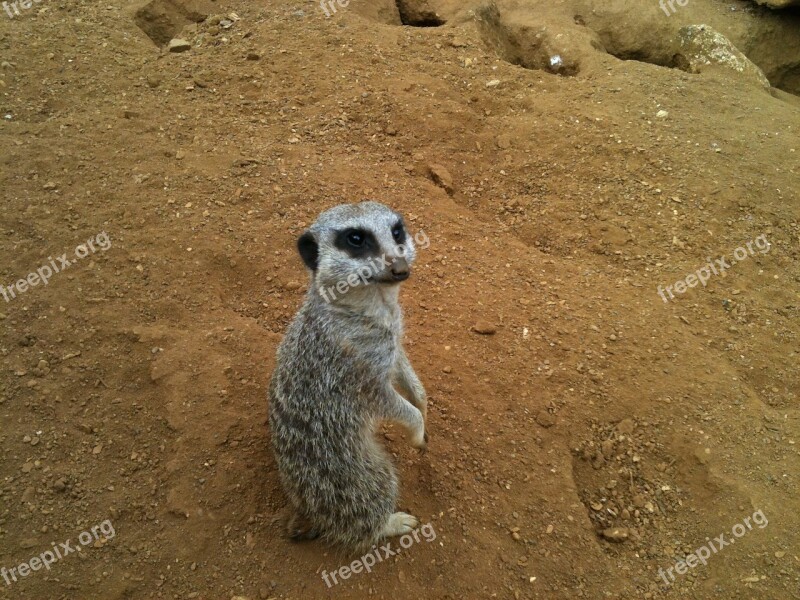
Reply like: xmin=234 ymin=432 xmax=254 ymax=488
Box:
xmin=393 ymin=347 xmax=427 ymax=420
xmin=379 ymin=385 xmax=427 ymax=450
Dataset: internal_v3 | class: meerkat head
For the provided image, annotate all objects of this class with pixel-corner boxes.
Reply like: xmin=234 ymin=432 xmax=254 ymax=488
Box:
xmin=296 ymin=201 xmax=417 ymax=304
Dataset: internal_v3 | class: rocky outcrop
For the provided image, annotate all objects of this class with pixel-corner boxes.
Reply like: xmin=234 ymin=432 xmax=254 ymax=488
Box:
xmin=675 ymin=25 xmax=771 ymax=88
xmin=571 ymin=0 xmax=800 ymax=95
xmin=753 ymin=0 xmax=800 ymax=8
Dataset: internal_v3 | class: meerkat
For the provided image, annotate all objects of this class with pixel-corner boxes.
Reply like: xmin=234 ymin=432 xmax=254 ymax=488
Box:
xmin=268 ymin=201 xmax=429 ymax=549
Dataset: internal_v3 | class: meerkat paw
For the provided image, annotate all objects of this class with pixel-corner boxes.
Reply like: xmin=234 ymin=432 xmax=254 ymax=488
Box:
xmin=382 ymin=512 xmax=419 ymax=538
xmin=411 ymin=429 xmax=428 ymax=453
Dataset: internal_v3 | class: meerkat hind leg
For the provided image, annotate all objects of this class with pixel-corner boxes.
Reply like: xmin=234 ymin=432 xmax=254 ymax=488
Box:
xmin=380 ymin=512 xmax=419 ymax=538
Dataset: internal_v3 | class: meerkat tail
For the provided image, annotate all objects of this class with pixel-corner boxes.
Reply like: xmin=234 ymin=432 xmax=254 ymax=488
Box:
xmin=287 ymin=512 xmax=320 ymax=541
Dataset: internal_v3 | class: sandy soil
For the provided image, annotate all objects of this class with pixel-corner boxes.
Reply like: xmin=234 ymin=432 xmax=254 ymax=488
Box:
xmin=0 ymin=0 xmax=799 ymax=599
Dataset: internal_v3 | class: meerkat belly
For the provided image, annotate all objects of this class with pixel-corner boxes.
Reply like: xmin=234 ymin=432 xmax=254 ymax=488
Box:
xmin=271 ymin=369 xmax=394 ymax=475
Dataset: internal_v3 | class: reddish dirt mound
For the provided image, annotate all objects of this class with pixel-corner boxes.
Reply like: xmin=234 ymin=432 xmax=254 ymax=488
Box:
xmin=0 ymin=0 xmax=798 ymax=599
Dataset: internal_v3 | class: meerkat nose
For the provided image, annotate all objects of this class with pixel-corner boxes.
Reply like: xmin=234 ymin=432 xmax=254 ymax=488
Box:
xmin=390 ymin=257 xmax=410 ymax=281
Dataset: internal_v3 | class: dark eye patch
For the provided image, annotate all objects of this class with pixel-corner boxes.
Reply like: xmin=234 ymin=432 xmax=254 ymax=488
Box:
xmin=334 ymin=228 xmax=380 ymax=259
xmin=391 ymin=220 xmax=406 ymax=244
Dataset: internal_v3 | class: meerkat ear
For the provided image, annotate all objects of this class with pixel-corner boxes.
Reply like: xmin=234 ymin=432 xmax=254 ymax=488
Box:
xmin=297 ymin=231 xmax=319 ymax=271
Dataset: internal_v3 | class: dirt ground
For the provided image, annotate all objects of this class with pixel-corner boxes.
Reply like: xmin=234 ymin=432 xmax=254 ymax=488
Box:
xmin=1 ymin=0 xmax=799 ymax=598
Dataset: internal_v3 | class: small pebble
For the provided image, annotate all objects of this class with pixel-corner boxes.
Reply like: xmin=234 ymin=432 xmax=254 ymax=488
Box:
xmin=168 ymin=38 xmax=192 ymax=53
xmin=601 ymin=527 xmax=629 ymax=543
xmin=472 ymin=321 xmax=496 ymax=335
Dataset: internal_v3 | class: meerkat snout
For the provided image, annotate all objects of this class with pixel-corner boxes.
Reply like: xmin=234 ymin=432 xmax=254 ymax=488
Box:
xmin=391 ymin=256 xmax=410 ymax=281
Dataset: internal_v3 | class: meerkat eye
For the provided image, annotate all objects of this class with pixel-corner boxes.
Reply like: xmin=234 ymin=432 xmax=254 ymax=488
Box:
xmin=391 ymin=222 xmax=406 ymax=244
xmin=346 ymin=230 xmax=366 ymax=248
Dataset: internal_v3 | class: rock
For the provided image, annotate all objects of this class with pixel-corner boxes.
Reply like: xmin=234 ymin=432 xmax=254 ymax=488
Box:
xmin=616 ymin=418 xmax=635 ymax=435
xmin=535 ymin=410 xmax=556 ymax=428
xmin=656 ymin=110 xmax=668 ymax=118
xmin=246 ymin=52 xmax=260 ymax=61
xmin=54 ymin=478 xmax=67 ymax=492
xmin=601 ymin=439 xmax=615 ymax=458
xmin=168 ymin=38 xmax=192 ymax=53
xmin=753 ymin=0 xmax=800 ymax=7
xmin=496 ymin=134 xmax=511 ymax=149
xmin=233 ymin=157 xmax=259 ymax=168
xmin=427 ymin=164 xmax=454 ymax=195
xmin=472 ymin=321 xmax=497 ymax=335
xmin=601 ymin=527 xmax=629 ymax=543
xmin=675 ymin=25 xmax=770 ymax=89
xmin=485 ymin=79 xmax=501 ymax=87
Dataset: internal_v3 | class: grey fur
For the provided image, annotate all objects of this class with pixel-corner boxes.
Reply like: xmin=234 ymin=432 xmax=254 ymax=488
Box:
xmin=268 ymin=201 xmax=428 ymax=549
